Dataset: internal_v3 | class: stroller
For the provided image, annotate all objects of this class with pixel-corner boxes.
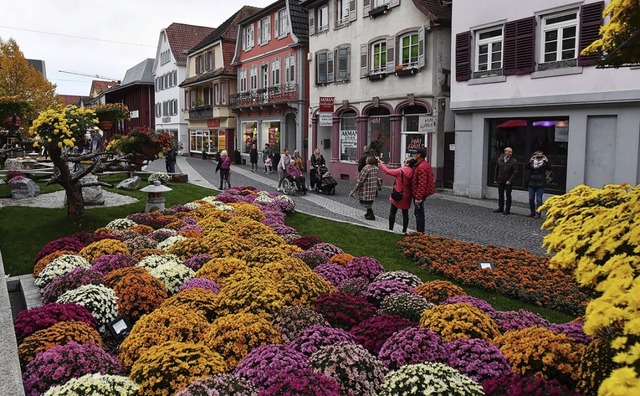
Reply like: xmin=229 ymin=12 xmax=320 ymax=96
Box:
xmin=314 ymin=165 xmax=337 ymax=195
xmin=282 ymin=164 xmax=307 ymax=195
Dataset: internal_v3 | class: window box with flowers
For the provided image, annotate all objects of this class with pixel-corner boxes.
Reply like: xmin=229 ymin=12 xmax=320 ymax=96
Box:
xmin=395 ymin=65 xmax=418 ymax=77
xmin=106 ymin=126 xmax=172 ymax=160
xmin=367 ymin=72 xmax=387 ymax=81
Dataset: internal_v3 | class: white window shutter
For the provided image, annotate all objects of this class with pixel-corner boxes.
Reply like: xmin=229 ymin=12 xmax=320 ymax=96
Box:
xmin=363 ymin=0 xmax=371 ymax=16
xmin=309 ymin=11 xmax=315 ymax=36
xmin=258 ymin=20 xmax=263 ymax=44
xmin=349 ymin=0 xmax=357 ymax=21
xmin=417 ymin=27 xmax=425 ymax=68
xmin=360 ymin=43 xmax=368 ymax=78
xmin=266 ymin=18 xmax=271 ymax=41
xmin=275 ymin=13 xmax=280 ymax=37
xmin=386 ymin=36 xmax=396 ymax=73
xmin=327 ymin=51 xmax=335 ymax=82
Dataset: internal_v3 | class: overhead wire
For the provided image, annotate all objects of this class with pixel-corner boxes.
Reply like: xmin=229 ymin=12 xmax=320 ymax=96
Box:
xmin=0 ymin=25 xmax=155 ymax=48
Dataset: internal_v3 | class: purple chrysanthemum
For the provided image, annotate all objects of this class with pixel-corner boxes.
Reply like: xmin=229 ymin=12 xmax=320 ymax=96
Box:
xmin=314 ymin=264 xmax=350 ymax=287
xmin=178 ymin=277 xmax=220 ymax=293
xmin=91 ymin=254 xmax=138 ymax=276
xmin=363 ymin=279 xmax=417 ymax=307
xmin=547 ymin=321 xmax=592 ymax=344
xmin=446 ymin=338 xmax=513 ymax=383
xmin=41 ymin=267 xmax=104 ymax=304
xmin=182 ymin=253 xmax=213 ymax=271
xmin=349 ymin=314 xmax=413 ymax=355
xmin=442 ymin=296 xmax=498 ymax=316
xmin=346 ymin=256 xmax=385 ymax=282
xmin=378 ymin=327 xmax=448 ymax=369
xmin=235 ymin=344 xmax=310 ymax=391
xmin=493 ymin=309 xmax=550 ymax=332
xmin=288 ymin=325 xmax=356 ymax=357
xmin=262 ymin=368 xmax=340 ymax=396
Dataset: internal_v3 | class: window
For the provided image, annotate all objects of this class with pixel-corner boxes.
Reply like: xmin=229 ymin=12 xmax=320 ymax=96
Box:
xmin=371 ymin=40 xmax=387 ymax=74
xmin=340 ymin=111 xmax=358 ymax=162
xmin=316 ymin=50 xmax=334 ymax=84
xmin=261 ymin=64 xmax=269 ymax=89
xmin=318 ymin=5 xmax=329 ymax=33
xmin=276 ymin=9 xmax=289 ymax=37
xmin=336 ymin=0 xmax=350 ymax=26
xmin=160 ymin=50 xmax=171 ymax=65
xmin=155 ymin=103 xmax=162 ymax=117
xmin=171 ymin=99 xmax=177 ymax=115
xmin=285 ymin=55 xmax=296 ymax=89
xmin=368 ymin=110 xmax=390 ymax=162
xmin=243 ymin=24 xmax=254 ymax=50
xmin=204 ymin=87 xmax=212 ymax=106
xmin=541 ymin=12 xmax=577 ymax=63
xmin=400 ymin=33 xmax=420 ymax=67
xmin=213 ymin=84 xmax=220 ymax=105
xmin=196 ymin=55 xmax=206 ymax=74
xmin=206 ymin=51 xmax=214 ymax=70
xmin=475 ymin=28 xmax=503 ymax=72
xmin=272 ymin=58 xmax=281 ymax=86
xmin=172 ymin=71 xmax=177 ymax=86
xmin=335 ymin=45 xmax=350 ymax=82
xmin=221 ymin=82 xmax=227 ymax=105
xmin=374 ymin=0 xmax=390 ymax=6
xmin=240 ymin=70 xmax=248 ymax=92
xmin=250 ymin=66 xmax=258 ymax=91
xmin=259 ymin=16 xmax=271 ymax=45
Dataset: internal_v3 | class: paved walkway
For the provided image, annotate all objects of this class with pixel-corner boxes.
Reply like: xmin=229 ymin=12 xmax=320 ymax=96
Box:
xmin=149 ymin=156 xmax=549 ymax=255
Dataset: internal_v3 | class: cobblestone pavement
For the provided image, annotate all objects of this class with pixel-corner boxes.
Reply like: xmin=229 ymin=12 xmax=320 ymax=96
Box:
xmin=148 ymin=156 xmax=548 ymax=255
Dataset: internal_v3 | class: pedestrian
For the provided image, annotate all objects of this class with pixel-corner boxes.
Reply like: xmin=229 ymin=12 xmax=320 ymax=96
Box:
xmin=215 ymin=150 xmax=231 ymax=190
xmin=379 ymin=158 xmax=415 ymax=233
xmin=264 ymin=155 xmax=273 ymax=174
xmin=310 ymin=147 xmax=326 ymax=190
xmin=493 ymin=146 xmax=518 ymax=215
xmin=90 ymin=129 xmax=103 ymax=163
xmin=165 ymin=148 xmax=177 ymax=173
xmin=249 ymin=143 xmax=259 ymax=172
xmin=263 ymin=143 xmax=273 ymax=174
xmin=277 ymin=147 xmax=292 ymax=191
xmin=526 ymin=150 xmax=549 ymax=218
xmin=411 ymin=147 xmax=435 ymax=233
xmin=292 ymin=149 xmax=308 ymax=193
xmin=351 ymin=155 xmax=381 ymax=220
xmin=358 ymin=145 xmax=378 ymax=173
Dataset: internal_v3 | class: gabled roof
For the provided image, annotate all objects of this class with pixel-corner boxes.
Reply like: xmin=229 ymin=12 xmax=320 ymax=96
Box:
xmin=90 ymin=80 xmax=119 ymax=96
xmin=57 ymin=95 xmax=84 ymax=106
xmin=190 ymin=5 xmax=262 ymax=53
xmin=412 ymin=0 xmax=452 ymax=23
xmin=165 ymin=23 xmax=216 ymax=65
xmin=288 ymin=0 xmax=309 ymax=44
xmin=122 ymin=59 xmax=155 ymax=85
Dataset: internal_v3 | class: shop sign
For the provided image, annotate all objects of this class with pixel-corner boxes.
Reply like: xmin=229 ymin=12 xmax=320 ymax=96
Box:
xmin=340 ymin=130 xmax=357 ymax=152
xmin=319 ymin=97 xmax=334 ymax=112
xmin=418 ymin=116 xmax=436 ymax=133
xmin=207 ymin=119 xmax=220 ymax=128
xmin=269 ymin=128 xmax=278 ymax=147
xmin=406 ymin=134 xmax=425 ymax=152
xmin=319 ymin=113 xmax=333 ymax=127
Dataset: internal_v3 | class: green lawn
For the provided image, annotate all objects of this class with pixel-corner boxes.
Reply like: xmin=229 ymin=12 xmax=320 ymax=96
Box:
xmin=0 ymin=175 xmax=573 ymax=323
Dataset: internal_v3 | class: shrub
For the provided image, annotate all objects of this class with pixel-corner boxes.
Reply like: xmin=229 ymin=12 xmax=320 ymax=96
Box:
xmin=441 ymin=295 xmax=498 ymax=317
xmin=34 ymin=254 xmax=91 ymax=288
xmin=483 ymin=374 xmax=580 ymax=396
xmin=314 ymin=291 xmax=377 ymax=330
xmin=414 ymin=280 xmax=467 ymax=304
xmin=374 ymin=270 xmax=423 ymax=287
xmin=56 ymin=284 xmax=119 ymax=330
xmin=13 ymin=302 xmax=97 ymax=342
xmin=496 ymin=326 xmax=584 ymax=387
xmin=346 ymin=256 xmax=385 ymax=282
xmin=149 ymin=262 xmax=195 ymax=295
xmin=111 ymin=269 xmax=168 ymax=321
xmin=575 ymin=335 xmax=620 ymax=395
xmin=548 ymin=320 xmax=592 ymax=345
xmin=23 ymin=341 xmax=122 ymax=396
xmin=18 ymin=320 xmax=102 ymax=368
xmin=178 ymin=277 xmax=220 ymax=293
xmin=273 ymin=305 xmax=329 ymax=343
xmin=278 ymin=271 xmax=335 ymax=307
xmin=91 ymin=253 xmax=138 ymax=275
xmin=309 ymin=341 xmax=387 ymax=396
xmin=78 ymin=238 xmax=129 ymax=263
xmin=130 ymin=341 xmax=226 ymax=396
xmin=216 ymin=276 xmax=284 ymax=318
xmin=176 ymin=373 xmax=258 ymax=396
xmin=182 ymin=253 xmax=212 ymax=271
xmin=378 ymin=327 xmax=448 ymax=369
xmin=196 ymin=257 xmax=249 ymax=285
xmin=308 ymin=242 xmax=344 ymax=260
xmin=148 ymin=172 xmax=171 ymax=184
xmin=137 ymin=253 xmax=182 ymax=270
xmin=118 ymin=306 xmax=209 ymax=371
xmin=291 ymin=235 xmax=323 ymax=250
xmin=235 ymin=344 xmax=310 ymax=391
xmin=261 ymin=368 xmax=340 ymax=396
xmin=160 ymin=287 xmax=221 ymax=322
xmin=43 ymin=373 xmax=138 ymax=396
xmin=493 ymin=309 xmax=551 ymax=332
xmin=292 ymin=250 xmax=328 ymax=268
xmin=419 ymin=302 xmax=501 ymax=342
xmin=327 ymin=252 xmax=355 ymax=266
xmin=41 ymin=267 xmax=104 ymax=304
xmin=288 ymin=324 xmax=356 ymax=357
xmin=337 ymin=277 xmax=370 ymax=297
xmin=34 ymin=237 xmax=85 ymax=265
xmin=363 ymin=279 xmax=417 ymax=307
xmin=202 ymin=313 xmax=281 ymax=370
xmin=378 ymin=293 xmax=432 ymax=323
xmin=446 ymin=338 xmax=513 ymax=383
xmin=105 ymin=218 xmax=138 ymax=230
xmin=379 ymin=362 xmax=483 ymax=396
xmin=314 ymin=263 xmax=351 ymax=287
xmin=33 ymin=250 xmax=77 ymax=278
xmin=103 ymin=266 xmax=148 ymax=288
xmin=349 ymin=314 xmax=413 ymax=355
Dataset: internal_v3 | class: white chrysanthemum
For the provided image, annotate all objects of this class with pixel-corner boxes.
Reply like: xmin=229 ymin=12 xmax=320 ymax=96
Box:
xmin=183 ymin=202 xmax=201 ymax=210
xmin=275 ymin=194 xmax=294 ymax=205
xmin=105 ymin=218 xmax=138 ymax=230
xmin=148 ymin=172 xmax=171 ymax=184
xmin=57 ymin=284 xmax=119 ymax=330
xmin=157 ymin=235 xmax=188 ymax=250
xmin=137 ymin=254 xmax=182 ymax=270
xmin=200 ymin=198 xmax=234 ymax=212
xmin=35 ymin=254 xmax=91 ymax=288
xmin=149 ymin=262 xmax=195 ymax=295
xmin=44 ymin=373 xmax=139 ymax=395
xmin=379 ymin=362 xmax=483 ymax=396
xmin=374 ymin=270 xmax=424 ymax=287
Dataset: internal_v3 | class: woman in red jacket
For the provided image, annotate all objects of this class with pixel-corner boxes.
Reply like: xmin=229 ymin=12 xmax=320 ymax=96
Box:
xmin=379 ymin=158 xmax=415 ymax=233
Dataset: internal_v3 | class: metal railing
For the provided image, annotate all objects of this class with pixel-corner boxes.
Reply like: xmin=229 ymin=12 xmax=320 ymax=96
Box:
xmin=230 ymin=84 xmax=299 ymax=108
xmin=188 ymin=105 xmax=213 ymax=120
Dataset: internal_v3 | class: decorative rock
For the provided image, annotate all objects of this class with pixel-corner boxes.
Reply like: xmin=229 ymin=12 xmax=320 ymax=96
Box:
xmin=80 ymin=175 xmax=104 ymax=206
xmin=9 ymin=178 xmax=40 ymax=199
xmin=117 ymin=176 xmax=141 ymax=190
xmin=4 ymin=158 xmax=23 ymax=170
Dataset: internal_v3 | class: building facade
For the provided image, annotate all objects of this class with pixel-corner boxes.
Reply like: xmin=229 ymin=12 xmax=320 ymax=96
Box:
xmin=153 ymin=23 xmax=215 ymax=153
xmin=230 ymin=0 xmax=310 ymax=164
xmin=302 ymin=0 xmax=453 ymax=184
xmin=451 ymin=0 xmax=640 ymax=203
xmin=180 ymin=7 xmax=261 ymax=159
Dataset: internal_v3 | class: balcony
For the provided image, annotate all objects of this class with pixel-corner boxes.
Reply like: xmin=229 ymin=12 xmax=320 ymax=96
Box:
xmin=230 ymin=84 xmax=299 ymax=110
xmin=188 ymin=105 xmax=213 ymax=120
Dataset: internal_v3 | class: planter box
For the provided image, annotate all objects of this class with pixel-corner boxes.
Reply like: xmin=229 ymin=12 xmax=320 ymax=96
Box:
xmin=369 ymin=5 xmax=389 ymax=18
xmin=367 ymin=73 xmax=387 ymax=81
xmin=395 ymin=68 xmax=418 ymax=77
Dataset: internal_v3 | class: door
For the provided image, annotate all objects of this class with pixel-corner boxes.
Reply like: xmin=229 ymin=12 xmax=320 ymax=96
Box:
xmin=443 ymin=132 xmax=455 ymax=188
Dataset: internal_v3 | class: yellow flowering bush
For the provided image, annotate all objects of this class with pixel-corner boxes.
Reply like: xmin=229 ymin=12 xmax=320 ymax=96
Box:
xmin=217 ymin=276 xmax=285 ymax=318
xmin=79 ymin=239 xmax=129 ymax=264
xmin=228 ymin=202 xmax=267 ymax=222
xmin=575 ymin=335 xmax=621 ymax=395
xmin=244 ymin=247 xmax=291 ymax=265
xmin=28 ymin=106 xmax=98 ymax=149
xmin=263 ymin=257 xmax=312 ymax=280
xmin=208 ymin=238 xmax=254 ymax=259
xmin=419 ymin=302 xmax=500 ymax=342
xmin=496 ymin=326 xmax=584 ymax=387
xmin=168 ymin=237 xmax=209 ymax=260
xmin=118 ymin=306 xmax=209 ymax=371
xmin=540 ymin=184 xmax=640 ymax=395
xmin=160 ymin=287 xmax=221 ymax=322
xmin=279 ymin=244 xmax=304 ymax=255
xmin=227 ymin=217 xmax=274 ymax=239
xmin=278 ymin=271 xmax=335 ymax=307
xmin=198 ymin=219 xmax=231 ymax=235
xmin=195 ymin=257 xmax=249 ymax=285
xmin=130 ymin=341 xmax=225 ymax=396
xmin=247 ymin=233 xmax=288 ymax=248
xmin=414 ymin=280 xmax=468 ymax=304
xmin=202 ymin=313 xmax=281 ymax=369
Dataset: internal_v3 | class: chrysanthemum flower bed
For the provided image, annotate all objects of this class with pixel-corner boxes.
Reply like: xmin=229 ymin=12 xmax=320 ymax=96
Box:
xmin=16 ymin=186 xmax=595 ymax=395
xmin=398 ymin=233 xmax=595 ymax=316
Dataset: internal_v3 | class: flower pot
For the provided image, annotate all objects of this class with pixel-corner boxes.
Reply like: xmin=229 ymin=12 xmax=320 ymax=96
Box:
xmin=98 ymin=120 xmax=113 ymax=130
xmin=141 ymin=145 xmax=160 ymax=157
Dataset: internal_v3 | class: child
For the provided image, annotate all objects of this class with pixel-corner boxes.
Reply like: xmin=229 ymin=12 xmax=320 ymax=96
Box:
xmin=215 ymin=150 xmax=232 ymax=190
xmin=264 ymin=155 xmax=272 ymax=174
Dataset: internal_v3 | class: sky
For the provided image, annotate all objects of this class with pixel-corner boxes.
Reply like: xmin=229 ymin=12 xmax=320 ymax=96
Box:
xmin=1 ymin=0 xmax=275 ymax=96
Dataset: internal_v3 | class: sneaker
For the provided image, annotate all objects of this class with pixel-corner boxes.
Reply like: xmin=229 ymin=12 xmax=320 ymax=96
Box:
xmin=277 ymin=188 xmax=281 ymax=192
xmin=502 ymin=211 xmax=510 ymax=215
xmin=493 ymin=209 xmax=503 ymax=213
xmin=534 ymin=214 xmax=541 ymax=219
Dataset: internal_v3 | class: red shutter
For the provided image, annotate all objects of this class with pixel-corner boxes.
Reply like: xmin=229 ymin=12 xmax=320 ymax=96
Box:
xmin=503 ymin=17 xmax=536 ymax=75
xmin=455 ymin=32 xmax=472 ymax=81
xmin=578 ymin=1 xmax=604 ymax=66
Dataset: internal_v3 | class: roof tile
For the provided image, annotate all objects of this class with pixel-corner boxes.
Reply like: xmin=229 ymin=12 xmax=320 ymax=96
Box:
xmin=165 ymin=23 xmax=216 ymax=65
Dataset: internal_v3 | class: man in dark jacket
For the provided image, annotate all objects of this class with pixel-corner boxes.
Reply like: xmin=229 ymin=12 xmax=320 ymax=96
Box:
xmin=411 ymin=146 xmax=435 ymax=233
xmin=494 ymin=147 xmax=518 ymax=215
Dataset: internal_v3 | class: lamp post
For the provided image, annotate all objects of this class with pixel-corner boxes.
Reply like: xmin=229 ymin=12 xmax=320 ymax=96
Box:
xmin=140 ymin=180 xmax=172 ymax=212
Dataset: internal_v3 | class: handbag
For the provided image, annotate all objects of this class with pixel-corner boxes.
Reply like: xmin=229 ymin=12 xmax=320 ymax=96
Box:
xmin=391 ymin=171 xmax=404 ymax=201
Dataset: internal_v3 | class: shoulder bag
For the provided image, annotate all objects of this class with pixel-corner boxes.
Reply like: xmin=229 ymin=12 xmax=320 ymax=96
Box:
xmin=391 ymin=171 xmax=404 ymax=201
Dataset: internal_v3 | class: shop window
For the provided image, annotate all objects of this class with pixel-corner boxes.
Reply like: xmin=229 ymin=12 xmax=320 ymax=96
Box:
xmin=242 ymin=122 xmax=258 ymax=154
xmin=487 ymin=118 xmax=568 ymax=194
xmin=340 ymin=111 xmax=357 ymax=162
xmin=368 ymin=108 xmax=390 ymax=162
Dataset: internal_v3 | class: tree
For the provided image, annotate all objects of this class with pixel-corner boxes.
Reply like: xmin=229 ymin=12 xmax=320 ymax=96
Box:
xmin=0 ymin=37 xmax=58 ymax=123
xmin=581 ymin=0 xmax=640 ymax=67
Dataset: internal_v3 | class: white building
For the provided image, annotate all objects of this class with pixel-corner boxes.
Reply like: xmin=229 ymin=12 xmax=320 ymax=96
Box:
xmin=302 ymin=0 xmax=453 ymax=184
xmin=451 ymin=0 xmax=640 ymax=202
xmin=153 ymin=23 xmax=215 ymax=152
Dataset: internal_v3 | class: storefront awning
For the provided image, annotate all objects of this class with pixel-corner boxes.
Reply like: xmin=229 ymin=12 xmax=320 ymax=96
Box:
xmin=497 ymin=119 xmax=527 ymax=128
